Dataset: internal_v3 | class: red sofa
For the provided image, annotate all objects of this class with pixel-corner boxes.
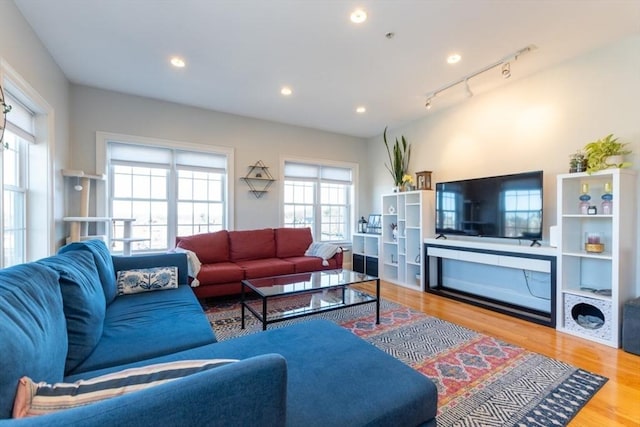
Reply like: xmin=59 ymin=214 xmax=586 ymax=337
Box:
xmin=175 ymin=227 xmax=343 ymax=298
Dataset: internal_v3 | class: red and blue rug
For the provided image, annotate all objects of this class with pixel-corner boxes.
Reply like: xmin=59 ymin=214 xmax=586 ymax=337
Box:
xmin=203 ymin=298 xmax=607 ymax=427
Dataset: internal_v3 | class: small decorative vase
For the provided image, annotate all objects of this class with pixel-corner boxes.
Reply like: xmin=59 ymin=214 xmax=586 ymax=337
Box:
xmin=392 ymin=186 xmax=400 ymax=193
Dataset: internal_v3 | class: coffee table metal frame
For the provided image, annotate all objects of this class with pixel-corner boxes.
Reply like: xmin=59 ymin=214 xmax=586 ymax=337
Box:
xmin=241 ymin=269 xmax=380 ymax=330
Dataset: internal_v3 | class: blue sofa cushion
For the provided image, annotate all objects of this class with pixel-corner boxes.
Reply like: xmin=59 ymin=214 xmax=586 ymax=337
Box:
xmin=38 ymin=251 xmax=106 ymax=374
xmin=116 ymin=266 xmax=178 ymax=295
xmin=13 ymin=359 xmax=237 ymax=418
xmin=0 ymin=263 xmax=68 ymax=420
xmin=59 ymin=239 xmax=118 ymax=305
xmin=67 ymin=285 xmax=217 ymax=376
xmin=67 ymin=320 xmax=438 ymax=427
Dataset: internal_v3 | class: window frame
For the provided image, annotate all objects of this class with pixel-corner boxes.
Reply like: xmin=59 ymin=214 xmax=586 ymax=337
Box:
xmin=0 ymin=65 xmax=54 ymax=266
xmin=281 ymin=157 xmax=357 ymax=243
xmin=96 ymin=132 xmax=234 ymax=253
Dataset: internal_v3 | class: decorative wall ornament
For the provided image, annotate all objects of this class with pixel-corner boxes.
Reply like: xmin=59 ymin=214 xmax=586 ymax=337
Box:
xmin=241 ymin=160 xmax=275 ymax=199
xmin=0 ymin=83 xmax=13 ymax=149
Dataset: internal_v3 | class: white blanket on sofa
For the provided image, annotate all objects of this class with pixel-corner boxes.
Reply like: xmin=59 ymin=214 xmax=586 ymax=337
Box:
xmin=304 ymin=243 xmax=342 ymax=266
xmin=172 ymin=247 xmax=201 ymax=287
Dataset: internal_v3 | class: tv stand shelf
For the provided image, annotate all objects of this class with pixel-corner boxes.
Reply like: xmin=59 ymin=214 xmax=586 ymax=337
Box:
xmin=424 ymin=238 xmax=557 ymax=326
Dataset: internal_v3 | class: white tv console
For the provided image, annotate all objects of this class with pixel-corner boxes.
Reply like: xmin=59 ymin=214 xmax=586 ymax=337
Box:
xmin=424 ymin=237 xmax=557 ymax=326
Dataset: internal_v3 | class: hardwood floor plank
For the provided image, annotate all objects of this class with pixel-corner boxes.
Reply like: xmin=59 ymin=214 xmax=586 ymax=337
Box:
xmin=356 ymin=280 xmax=640 ymax=426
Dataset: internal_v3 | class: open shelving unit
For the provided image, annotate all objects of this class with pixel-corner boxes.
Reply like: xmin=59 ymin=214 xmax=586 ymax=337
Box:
xmin=556 ymin=168 xmax=636 ymax=347
xmin=241 ymin=160 xmax=275 ymax=198
xmin=380 ymin=190 xmax=433 ymax=290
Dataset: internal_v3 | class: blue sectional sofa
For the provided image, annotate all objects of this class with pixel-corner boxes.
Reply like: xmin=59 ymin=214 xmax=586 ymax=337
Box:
xmin=0 ymin=240 xmax=438 ymax=426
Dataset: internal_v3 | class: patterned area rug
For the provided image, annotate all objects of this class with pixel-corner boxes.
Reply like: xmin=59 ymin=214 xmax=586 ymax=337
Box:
xmin=202 ymin=298 xmax=607 ymax=427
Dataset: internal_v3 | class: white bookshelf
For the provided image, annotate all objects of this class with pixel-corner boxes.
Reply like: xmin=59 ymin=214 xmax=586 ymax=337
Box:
xmin=380 ymin=190 xmax=434 ymax=290
xmin=556 ymin=168 xmax=636 ymax=347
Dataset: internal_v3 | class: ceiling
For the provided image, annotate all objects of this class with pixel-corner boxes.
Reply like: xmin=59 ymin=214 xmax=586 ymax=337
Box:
xmin=13 ymin=0 xmax=640 ymax=138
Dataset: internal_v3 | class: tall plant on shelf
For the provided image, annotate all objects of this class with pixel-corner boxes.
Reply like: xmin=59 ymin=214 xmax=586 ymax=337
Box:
xmin=383 ymin=126 xmax=411 ymax=187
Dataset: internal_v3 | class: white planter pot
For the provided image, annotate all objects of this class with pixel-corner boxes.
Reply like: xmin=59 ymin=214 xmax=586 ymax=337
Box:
xmin=605 ymin=155 xmax=624 ymax=168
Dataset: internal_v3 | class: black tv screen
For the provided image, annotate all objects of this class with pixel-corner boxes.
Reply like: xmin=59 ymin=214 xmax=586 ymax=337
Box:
xmin=435 ymin=171 xmax=543 ymax=240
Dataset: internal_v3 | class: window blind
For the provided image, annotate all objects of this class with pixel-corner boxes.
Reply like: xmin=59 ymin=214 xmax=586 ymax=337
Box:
xmin=284 ymin=161 xmax=352 ymax=183
xmin=4 ymin=92 xmax=35 ymax=143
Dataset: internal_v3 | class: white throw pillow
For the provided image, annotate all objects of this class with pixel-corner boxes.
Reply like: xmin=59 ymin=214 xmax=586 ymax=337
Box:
xmin=116 ymin=266 xmax=178 ymax=295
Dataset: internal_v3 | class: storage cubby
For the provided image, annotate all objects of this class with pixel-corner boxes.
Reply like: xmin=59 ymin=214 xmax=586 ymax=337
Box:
xmin=556 ymin=169 xmax=636 ymax=347
xmin=351 ymin=233 xmax=380 ymax=277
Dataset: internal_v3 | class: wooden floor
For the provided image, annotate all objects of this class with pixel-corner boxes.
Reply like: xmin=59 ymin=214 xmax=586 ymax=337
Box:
xmin=357 ymin=281 xmax=640 ymax=427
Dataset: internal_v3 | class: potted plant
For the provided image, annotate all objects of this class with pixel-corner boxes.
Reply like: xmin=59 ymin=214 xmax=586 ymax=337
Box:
xmin=584 ymin=134 xmax=632 ymax=173
xmin=383 ymin=126 xmax=411 ymax=190
xmin=569 ymin=150 xmax=587 ymax=173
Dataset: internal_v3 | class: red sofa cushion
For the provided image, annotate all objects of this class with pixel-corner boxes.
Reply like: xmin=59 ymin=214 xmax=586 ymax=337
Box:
xmin=176 ymin=230 xmax=229 ymax=264
xmin=197 ymin=262 xmax=244 ymax=284
xmin=274 ymin=227 xmax=313 ymax=258
xmin=236 ymin=258 xmax=295 ymax=279
xmin=228 ymin=229 xmax=276 ymax=262
xmin=283 ymin=256 xmax=326 ymax=273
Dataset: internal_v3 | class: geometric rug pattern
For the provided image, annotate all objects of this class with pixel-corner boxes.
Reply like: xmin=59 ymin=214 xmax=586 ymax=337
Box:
xmin=203 ymin=298 xmax=607 ymax=427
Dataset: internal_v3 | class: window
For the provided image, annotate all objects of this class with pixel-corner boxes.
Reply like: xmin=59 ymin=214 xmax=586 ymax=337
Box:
xmin=1 ymin=92 xmax=34 ymax=267
xmin=503 ymin=189 xmax=542 ymax=237
xmin=283 ymin=160 xmax=355 ymax=242
xmin=436 ymin=190 xmax=458 ymax=231
xmin=106 ymin=139 xmax=230 ymax=253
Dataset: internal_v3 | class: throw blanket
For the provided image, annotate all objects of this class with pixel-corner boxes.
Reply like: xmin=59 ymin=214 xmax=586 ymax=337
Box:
xmin=172 ymin=247 xmax=201 ymax=287
xmin=305 ymin=243 xmax=341 ymax=266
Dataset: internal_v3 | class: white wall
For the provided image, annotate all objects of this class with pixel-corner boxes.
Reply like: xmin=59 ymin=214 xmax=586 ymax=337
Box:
xmin=69 ymin=85 xmax=368 ymax=230
xmin=366 ymin=35 xmax=640 ymax=292
xmin=0 ymin=0 xmax=70 ymax=251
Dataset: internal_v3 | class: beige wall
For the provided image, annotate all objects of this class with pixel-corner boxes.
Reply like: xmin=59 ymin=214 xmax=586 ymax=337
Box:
xmin=69 ymin=85 xmax=368 ymax=230
xmin=366 ymin=35 xmax=640 ymax=292
xmin=0 ymin=0 xmax=70 ymax=252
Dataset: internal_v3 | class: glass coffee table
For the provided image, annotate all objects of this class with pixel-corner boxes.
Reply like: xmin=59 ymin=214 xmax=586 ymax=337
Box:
xmin=241 ymin=269 xmax=379 ymax=330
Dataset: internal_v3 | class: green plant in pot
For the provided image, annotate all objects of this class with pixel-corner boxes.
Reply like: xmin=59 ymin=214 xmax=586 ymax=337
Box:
xmin=383 ymin=126 xmax=411 ymax=189
xmin=584 ymin=134 xmax=632 ymax=173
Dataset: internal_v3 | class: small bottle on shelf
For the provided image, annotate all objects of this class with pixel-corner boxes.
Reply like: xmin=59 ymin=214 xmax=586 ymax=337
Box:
xmin=579 ymin=183 xmax=591 ymax=214
xmin=601 ymin=182 xmax=613 ymax=215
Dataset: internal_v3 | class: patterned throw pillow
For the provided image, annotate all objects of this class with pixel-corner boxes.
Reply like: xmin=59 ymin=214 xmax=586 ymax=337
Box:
xmin=116 ymin=266 xmax=178 ymax=295
xmin=12 ymin=359 xmax=238 ymax=418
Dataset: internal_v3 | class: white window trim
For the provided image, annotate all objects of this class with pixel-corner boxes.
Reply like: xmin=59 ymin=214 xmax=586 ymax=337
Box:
xmin=280 ymin=155 xmax=358 ymax=244
xmin=1 ymin=59 xmax=55 ymax=260
xmin=96 ymin=131 xmax=235 ymax=243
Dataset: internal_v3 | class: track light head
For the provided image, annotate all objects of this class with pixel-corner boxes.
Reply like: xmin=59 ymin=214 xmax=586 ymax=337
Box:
xmin=501 ymin=62 xmax=511 ymax=79
xmin=425 ymin=98 xmax=432 ymax=110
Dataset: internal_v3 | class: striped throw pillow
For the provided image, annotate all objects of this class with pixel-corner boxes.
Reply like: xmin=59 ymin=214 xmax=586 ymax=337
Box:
xmin=13 ymin=359 xmax=237 ymax=418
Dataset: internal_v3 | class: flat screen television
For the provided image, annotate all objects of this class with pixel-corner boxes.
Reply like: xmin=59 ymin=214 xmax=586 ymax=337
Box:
xmin=435 ymin=171 xmax=543 ymax=242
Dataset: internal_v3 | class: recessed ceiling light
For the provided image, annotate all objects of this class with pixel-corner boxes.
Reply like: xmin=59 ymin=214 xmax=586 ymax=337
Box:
xmin=280 ymin=86 xmax=293 ymax=96
xmin=356 ymin=106 xmax=366 ymax=114
xmin=350 ymin=9 xmax=367 ymax=23
xmin=170 ymin=57 xmax=186 ymax=68
xmin=447 ymin=54 xmax=461 ymax=64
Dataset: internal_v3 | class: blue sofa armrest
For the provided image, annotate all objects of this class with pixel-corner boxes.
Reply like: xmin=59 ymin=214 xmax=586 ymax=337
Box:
xmin=1 ymin=354 xmax=287 ymax=427
xmin=112 ymin=253 xmax=189 ymax=285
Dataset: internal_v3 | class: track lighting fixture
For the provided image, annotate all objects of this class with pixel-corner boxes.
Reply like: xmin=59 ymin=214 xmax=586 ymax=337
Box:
xmin=424 ymin=45 xmax=535 ymax=111
xmin=501 ymin=62 xmax=511 ymax=79
xmin=425 ymin=97 xmax=432 ymax=110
